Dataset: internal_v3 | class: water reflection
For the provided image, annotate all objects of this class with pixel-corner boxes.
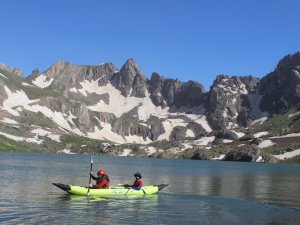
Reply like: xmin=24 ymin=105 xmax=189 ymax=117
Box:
xmin=1 ymin=152 xmax=300 ymax=225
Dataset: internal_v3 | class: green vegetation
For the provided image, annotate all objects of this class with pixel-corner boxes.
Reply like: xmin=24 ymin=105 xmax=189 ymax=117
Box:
xmin=289 ymin=115 xmax=300 ymax=133
xmin=24 ymin=111 xmax=57 ymax=128
xmin=252 ymin=105 xmax=300 ymax=136
xmin=60 ymin=134 xmax=105 ymax=151
xmin=283 ymin=155 xmax=300 ymax=164
xmin=170 ymin=126 xmax=186 ymax=141
xmin=119 ymin=113 xmax=139 ymax=126
xmin=264 ymin=141 xmax=300 ymax=155
xmin=148 ymin=115 xmax=161 ymax=126
xmin=61 ymin=135 xmax=97 ymax=145
xmin=0 ymin=135 xmax=39 ymax=152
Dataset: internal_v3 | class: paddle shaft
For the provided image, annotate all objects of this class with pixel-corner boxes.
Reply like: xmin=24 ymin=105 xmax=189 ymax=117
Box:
xmin=87 ymin=154 xmax=94 ymax=196
xmin=88 ymin=161 xmax=93 ymax=185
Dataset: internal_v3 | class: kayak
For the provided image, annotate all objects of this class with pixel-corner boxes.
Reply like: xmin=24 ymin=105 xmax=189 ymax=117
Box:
xmin=53 ymin=183 xmax=168 ymax=197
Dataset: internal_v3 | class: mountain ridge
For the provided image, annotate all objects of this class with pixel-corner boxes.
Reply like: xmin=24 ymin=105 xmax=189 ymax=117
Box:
xmin=0 ymin=52 xmax=300 ymax=162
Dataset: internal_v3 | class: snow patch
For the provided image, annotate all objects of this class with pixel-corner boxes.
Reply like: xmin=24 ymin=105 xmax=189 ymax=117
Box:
xmin=223 ymin=139 xmax=233 ymax=143
xmin=193 ymin=136 xmax=215 ymax=146
xmin=0 ymin=118 xmax=19 ymax=124
xmin=22 ymin=82 xmax=34 ymax=87
xmin=31 ymin=128 xmax=61 ymax=142
xmin=212 ymin=154 xmax=225 ymax=160
xmin=231 ymin=130 xmax=245 ymax=138
xmin=258 ymin=140 xmax=275 ymax=148
xmin=157 ymin=119 xmax=187 ymax=141
xmin=1 ymin=86 xmax=40 ymax=116
xmin=273 ymin=149 xmax=300 ymax=160
xmin=57 ymin=149 xmax=77 ymax=154
xmin=270 ymin=133 xmax=300 ymax=138
xmin=288 ymin=111 xmax=300 ymax=118
xmin=87 ymin=124 xmax=126 ymax=143
xmin=254 ymin=131 xmax=269 ymax=138
xmin=0 ymin=131 xmax=43 ymax=144
xmin=185 ymin=129 xmax=195 ymax=137
xmin=255 ymin=156 xmax=263 ymax=162
xmin=247 ymin=90 xmax=269 ymax=123
xmin=69 ymin=87 xmax=78 ymax=93
xmin=251 ymin=117 xmax=268 ymax=126
xmin=193 ymin=115 xmax=212 ymax=133
xmin=146 ymin=146 xmax=157 ymax=155
xmin=0 ymin=131 xmax=24 ymax=141
xmin=87 ymin=120 xmax=152 ymax=144
xmin=181 ymin=143 xmax=193 ymax=151
xmin=23 ymin=104 xmax=83 ymax=136
xmin=0 ymin=72 xmax=8 ymax=79
xmin=119 ymin=149 xmax=132 ymax=156
xmin=32 ymin=74 xmax=54 ymax=88
xmin=125 ymin=135 xmax=152 ymax=144
xmin=78 ymin=79 xmax=169 ymax=120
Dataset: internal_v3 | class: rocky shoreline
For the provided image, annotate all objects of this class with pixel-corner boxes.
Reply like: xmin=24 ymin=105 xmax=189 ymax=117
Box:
xmin=56 ymin=136 xmax=300 ymax=163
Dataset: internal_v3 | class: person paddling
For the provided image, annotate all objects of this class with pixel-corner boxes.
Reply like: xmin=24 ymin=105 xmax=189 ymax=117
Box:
xmin=124 ymin=172 xmax=143 ymax=190
xmin=88 ymin=169 xmax=110 ymax=189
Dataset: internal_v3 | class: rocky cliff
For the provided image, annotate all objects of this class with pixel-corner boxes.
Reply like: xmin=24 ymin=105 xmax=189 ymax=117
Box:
xmin=0 ymin=52 xmax=300 ymax=162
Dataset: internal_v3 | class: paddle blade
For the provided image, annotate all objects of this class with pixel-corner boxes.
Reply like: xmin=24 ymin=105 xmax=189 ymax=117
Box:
xmin=157 ymin=184 xmax=169 ymax=191
xmin=90 ymin=153 xmax=95 ymax=164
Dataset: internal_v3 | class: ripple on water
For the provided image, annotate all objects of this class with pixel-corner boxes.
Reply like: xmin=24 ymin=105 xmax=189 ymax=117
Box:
xmin=1 ymin=193 xmax=300 ymax=225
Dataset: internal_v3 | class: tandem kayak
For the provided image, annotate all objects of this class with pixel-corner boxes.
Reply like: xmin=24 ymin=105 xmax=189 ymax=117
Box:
xmin=53 ymin=183 xmax=168 ymax=197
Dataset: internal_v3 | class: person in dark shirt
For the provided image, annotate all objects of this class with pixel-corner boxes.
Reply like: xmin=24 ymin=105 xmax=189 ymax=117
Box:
xmin=124 ymin=172 xmax=143 ymax=190
xmin=88 ymin=169 xmax=110 ymax=189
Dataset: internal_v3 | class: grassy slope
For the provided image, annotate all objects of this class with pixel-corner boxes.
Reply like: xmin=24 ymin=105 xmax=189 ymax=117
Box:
xmin=0 ymin=135 xmax=40 ymax=152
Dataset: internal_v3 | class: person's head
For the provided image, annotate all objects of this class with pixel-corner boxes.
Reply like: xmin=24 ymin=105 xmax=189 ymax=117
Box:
xmin=134 ymin=172 xmax=142 ymax=179
xmin=97 ymin=169 xmax=105 ymax=176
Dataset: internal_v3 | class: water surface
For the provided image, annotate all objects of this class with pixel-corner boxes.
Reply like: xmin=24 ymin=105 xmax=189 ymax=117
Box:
xmin=1 ymin=152 xmax=300 ymax=224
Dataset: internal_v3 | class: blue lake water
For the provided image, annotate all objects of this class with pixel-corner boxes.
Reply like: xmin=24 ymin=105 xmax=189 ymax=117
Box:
xmin=0 ymin=152 xmax=300 ymax=224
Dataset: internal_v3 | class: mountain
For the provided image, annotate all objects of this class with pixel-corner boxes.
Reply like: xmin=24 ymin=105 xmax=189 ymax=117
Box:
xmin=0 ymin=52 xmax=300 ymax=163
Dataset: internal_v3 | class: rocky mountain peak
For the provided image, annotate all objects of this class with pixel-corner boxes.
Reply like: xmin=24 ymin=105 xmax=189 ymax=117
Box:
xmin=260 ymin=52 xmax=300 ymax=113
xmin=277 ymin=51 xmax=300 ymax=70
xmin=207 ymin=74 xmax=260 ymax=129
xmin=148 ymin=72 xmax=205 ymax=108
xmin=112 ymin=58 xmax=147 ymax=97
xmin=119 ymin=58 xmax=146 ymax=79
xmin=27 ymin=68 xmax=40 ymax=81
xmin=0 ymin=63 xmax=24 ymax=77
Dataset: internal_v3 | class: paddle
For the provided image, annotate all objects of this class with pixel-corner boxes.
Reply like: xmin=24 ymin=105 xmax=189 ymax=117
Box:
xmin=87 ymin=153 xmax=95 ymax=196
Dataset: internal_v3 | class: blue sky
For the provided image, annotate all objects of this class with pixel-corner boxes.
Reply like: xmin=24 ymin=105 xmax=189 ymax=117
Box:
xmin=0 ymin=0 xmax=299 ymax=90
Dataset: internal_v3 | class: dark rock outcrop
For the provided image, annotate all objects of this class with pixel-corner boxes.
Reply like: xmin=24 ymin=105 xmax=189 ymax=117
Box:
xmin=112 ymin=58 xmax=147 ymax=97
xmin=206 ymin=75 xmax=260 ymax=129
xmin=223 ymin=147 xmax=258 ymax=162
xmin=260 ymin=52 xmax=300 ymax=113
xmin=148 ymin=72 xmax=206 ymax=108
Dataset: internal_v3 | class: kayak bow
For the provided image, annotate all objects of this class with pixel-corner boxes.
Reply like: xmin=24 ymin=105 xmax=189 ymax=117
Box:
xmin=53 ymin=183 xmax=168 ymax=197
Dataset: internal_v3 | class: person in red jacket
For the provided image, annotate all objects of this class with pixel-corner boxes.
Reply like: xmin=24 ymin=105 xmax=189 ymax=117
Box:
xmin=124 ymin=172 xmax=143 ymax=190
xmin=88 ymin=169 xmax=110 ymax=189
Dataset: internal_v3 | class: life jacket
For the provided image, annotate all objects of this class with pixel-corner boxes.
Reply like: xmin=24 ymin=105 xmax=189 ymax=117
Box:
xmin=133 ymin=179 xmax=142 ymax=187
xmin=94 ymin=174 xmax=110 ymax=189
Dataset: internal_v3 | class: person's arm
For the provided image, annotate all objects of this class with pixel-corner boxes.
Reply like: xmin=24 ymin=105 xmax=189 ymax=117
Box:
xmin=90 ymin=172 xmax=97 ymax=180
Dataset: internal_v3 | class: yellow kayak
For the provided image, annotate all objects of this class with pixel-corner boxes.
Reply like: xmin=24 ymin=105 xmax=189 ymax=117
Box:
xmin=53 ymin=183 xmax=168 ymax=197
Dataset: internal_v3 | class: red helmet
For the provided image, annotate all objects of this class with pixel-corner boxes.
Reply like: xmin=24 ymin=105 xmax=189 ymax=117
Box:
xmin=97 ymin=169 xmax=105 ymax=175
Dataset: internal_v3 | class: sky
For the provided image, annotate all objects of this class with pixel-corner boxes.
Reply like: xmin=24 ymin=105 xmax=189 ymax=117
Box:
xmin=0 ymin=0 xmax=300 ymax=90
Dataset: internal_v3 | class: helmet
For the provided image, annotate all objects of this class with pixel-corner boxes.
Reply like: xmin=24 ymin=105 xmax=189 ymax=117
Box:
xmin=97 ymin=169 xmax=105 ymax=175
xmin=134 ymin=172 xmax=142 ymax=178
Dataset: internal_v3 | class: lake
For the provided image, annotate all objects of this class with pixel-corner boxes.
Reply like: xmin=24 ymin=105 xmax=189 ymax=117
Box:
xmin=1 ymin=152 xmax=300 ymax=224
